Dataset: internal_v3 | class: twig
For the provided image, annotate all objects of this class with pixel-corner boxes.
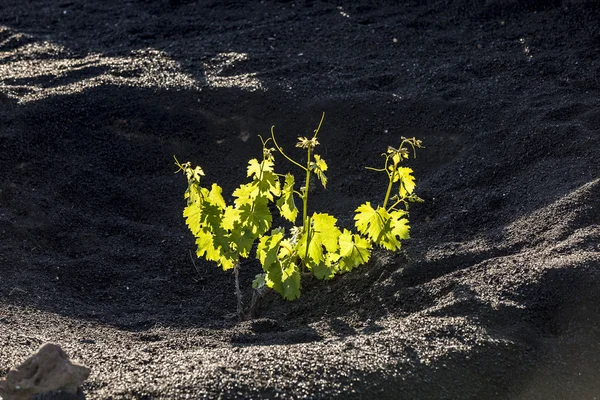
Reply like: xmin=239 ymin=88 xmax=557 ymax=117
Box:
xmin=189 ymin=249 xmax=201 ymax=276
xmin=234 ymin=264 xmax=243 ymax=320
xmin=245 ymin=287 xmax=266 ymax=319
xmin=9 ymin=287 xmax=27 ymax=296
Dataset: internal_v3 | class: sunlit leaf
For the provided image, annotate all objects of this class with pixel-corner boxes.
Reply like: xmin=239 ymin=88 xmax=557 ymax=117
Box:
xmin=396 ymin=167 xmax=416 ymax=197
xmin=239 ymin=196 xmax=272 ymax=236
xmin=258 ymin=232 xmax=301 ymax=300
xmin=217 ymin=254 xmax=236 ymax=271
xmin=232 ymin=182 xmax=258 ymax=206
xmin=257 ymin=232 xmax=284 ymax=270
xmin=184 ymin=181 xmax=203 ymax=204
xmin=183 ymin=202 xmax=201 ymax=235
xmin=195 ymin=229 xmax=220 ymax=262
xmin=248 ymin=158 xmax=275 ymax=179
xmin=222 ymin=206 xmax=240 ymax=231
xmin=278 ymin=238 xmax=295 ymax=259
xmin=258 ymin=170 xmax=281 ymax=200
xmin=390 ymin=210 xmax=410 ymax=240
xmin=207 ymin=183 xmax=226 ymax=210
xmin=266 ymin=260 xmax=301 ymax=300
xmin=247 ymin=158 xmax=262 ymax=179
xmin=311 ymin=213 xmax=340 ymax=253
xmin=296 ymin=213 xmax=341 ymax=275
xmin=311 ymin=154 xmax=328 ymax=188
xmin=354 ymin=202 xmax=390 ymax=243
xmin=276 ymin=173 xmax=298 ymax=223
xmin=230 ymin=228 xmax=255 ymax=258
xmin=337 ymin=229 xmax=371 ymax=272
xmin=297 ymin=227 xmax=323 ymax=269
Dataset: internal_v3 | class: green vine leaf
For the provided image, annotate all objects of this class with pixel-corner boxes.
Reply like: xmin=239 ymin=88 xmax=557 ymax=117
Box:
xmin=184 ymin=180 xmax=204 ymax=204
xmin=258 ymin=170 xmax=281 ymax=201
xmin=354 ymin=202 xmax=391 ymax=243
xmin=271 ymin=261 xmax=301 ymax=300
xmin=337 ymin=229 xmax=371 ymax=272
xmin=297 ymin=228 xmax=322 ymax=269
xmin=312 ymin=213 xmax=341 ymax=253
xmin=310 ymin=154 xmax=328 ymax=188
xmin=390 ymin=210 xmax=410 ymax=240
xmin=393 ymin=166 xmax=416 ymax=197
xmin=222 ymin=206 xmax=240 ymax=231
xmin=252 ymin=273 xmax=267 ymax=289
xmin=311 ymin=261 xmax=336 ymax=280
xmin=238 ymin=196 xmax=272 ymax=236
xmin=217 ymin=254 xmax=236 ymax=271
xmin=198 ymin=202 xmax=224 ymax=233
xmin=230 ymin=228 xmax=255 ymax=258
xmin=296 ymin=213 xmax=341 ymax=278
xmin=183 ymin=202 xmax=201 ymax=235
xmin=257 ymin=232 xmax=301 ymax=300
xmin=257 ymin=232 xmax=284 ymax=269
xmin=195 ymin=229 xmax=221 ymax=263
xmin=180 ymin=164 xmax=204 ymax=183
xmin=207 ymin=183 xmax=226 ymax=209
xmin=276 ymin=173 xmax=298 ymax=223
xmin=232 ymin=182 xmax=258 ymax=206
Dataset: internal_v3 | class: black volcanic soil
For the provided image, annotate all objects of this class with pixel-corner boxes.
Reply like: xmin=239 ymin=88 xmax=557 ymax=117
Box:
xmin=1 ymin=1 xmax=599 ymax=399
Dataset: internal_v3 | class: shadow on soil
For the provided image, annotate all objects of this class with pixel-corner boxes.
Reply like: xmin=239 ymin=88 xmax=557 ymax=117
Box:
xmin=0 ymin=81 xmax=594 ymax=333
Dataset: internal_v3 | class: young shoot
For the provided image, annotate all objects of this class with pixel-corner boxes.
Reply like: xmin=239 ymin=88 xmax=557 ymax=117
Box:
xmin=175 ymin=115 xmax=423 ymax=317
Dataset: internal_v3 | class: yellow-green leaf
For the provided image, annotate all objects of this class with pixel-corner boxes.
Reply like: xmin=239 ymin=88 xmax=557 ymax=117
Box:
xmin=311 ymin=154 xmax=328 ymax=188
xmin=259 ymin=233 xmax=301 ymax=300
xmin=338 ymin=229 xmax=371 ymax=272
xmin=222 ymin=206 xmax=240 ymax=231
xmin=184 ymin=181 xmax=203 ymax=204
xmin=217 ymin=254 xmax=236 ymax=271
xmin=390 ymin=210 xmax=410 ymax=240
xmin=266 ymin=260 xmax=301 ymax=300
xmin=183 ymin=203 xmax=201 ymax=235
xmin=297 ymin=213 xmax=341 ymax=273
xmin=230 ymin=228 xmax=255 ymax=258
xmin=247 ymin=158 xmax=275 ymax=179
xmin=232 ymin=182 xmax=258 ymax=206
xmin=276 ymin=173 xmax=298 ymax=223
xmin=208 ymin=183 xmax=226 ymax=210
xmin=195 ymin=229 xmax=221 ymax=262
xmin=297 ymin=227 xmax=323 ymax=269
xmin=247 ymin=158 xmax=262 ymax=179
xmin=257 ymin=232 xmax=284 ymax=270
xmin=311 ymin=213 xmax=341 ymax=253
xmin=397 ymin=167 xmax=416 ymax=197
xmin=312 ymin=261 xmax=335 ymax=280
xmin=354 ymin=202 xmax=390 ymax=243
xmin=238 ymin=196 xmax=272 ymax=236
xmin=278 ymin=238 xmax=295 ymax=259
xmin=258 ymin=170 xmax=281 ymax=200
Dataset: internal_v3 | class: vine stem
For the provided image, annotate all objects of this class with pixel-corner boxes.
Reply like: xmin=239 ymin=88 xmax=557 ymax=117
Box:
xmin=234 ymin=263 xmax=243 ymax=320
xmin=387 ymin=198 xmax=404 ymax=212
xmin=302 ymin=147 xmax=312 ymax=273
xmin=301 ymin=112 xmax=325 ymax=272
xmin=383 ymin=162 xmax=396 ymax=209
xmin=302 ymin=145 xmax=312 ymax=225
xmin=271 ymin=126 xmax=307 ymax=171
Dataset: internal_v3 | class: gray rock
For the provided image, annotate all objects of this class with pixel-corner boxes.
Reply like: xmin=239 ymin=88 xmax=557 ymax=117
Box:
xmin=0 ymin=343 xmax=90 ymax=400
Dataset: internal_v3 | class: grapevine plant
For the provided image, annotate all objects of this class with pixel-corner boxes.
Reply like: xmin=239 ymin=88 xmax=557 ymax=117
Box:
xmin=176 ymin=114 xmax=422 ymax=318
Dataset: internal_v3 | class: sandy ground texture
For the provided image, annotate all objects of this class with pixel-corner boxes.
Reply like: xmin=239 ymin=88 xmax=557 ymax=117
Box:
xmin=1 ymin=0 xmax=599 ymax=399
